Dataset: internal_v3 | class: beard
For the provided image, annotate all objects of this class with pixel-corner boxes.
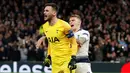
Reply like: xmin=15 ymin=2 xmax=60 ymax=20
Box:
xmin=44 ymin=14 xmax=53 ymax=21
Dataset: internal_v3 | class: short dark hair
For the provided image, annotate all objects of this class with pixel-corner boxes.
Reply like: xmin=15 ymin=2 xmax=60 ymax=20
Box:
xmin=45 ymin=3 xmax=59 ymax=12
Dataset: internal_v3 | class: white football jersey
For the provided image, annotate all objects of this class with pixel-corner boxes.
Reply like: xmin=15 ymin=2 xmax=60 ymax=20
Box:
xmin=74 ymin=29 xmax=90 ymax=56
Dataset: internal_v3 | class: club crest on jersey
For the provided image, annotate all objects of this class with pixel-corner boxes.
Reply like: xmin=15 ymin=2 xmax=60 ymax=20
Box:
xmin=47 ymin=37 xmax=60 ymax=43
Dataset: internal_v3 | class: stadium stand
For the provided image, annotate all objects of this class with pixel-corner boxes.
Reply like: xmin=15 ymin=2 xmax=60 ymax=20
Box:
xmin=0 ymin=0 xmax=130 ymax=63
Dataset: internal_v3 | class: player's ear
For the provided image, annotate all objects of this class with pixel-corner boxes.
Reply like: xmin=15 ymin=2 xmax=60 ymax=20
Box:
xmin=52 ymin=11 xmax=57 ymax=16
xmin=79 ymin=20 xmax=82 ymax=25
xmin=78 ymin=19 xmax=81 ymax=25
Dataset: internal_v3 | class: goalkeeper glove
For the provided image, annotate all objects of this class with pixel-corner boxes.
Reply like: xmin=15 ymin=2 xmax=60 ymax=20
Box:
xmin=43 ymin=55 xmax=51 ymax=67
xmin=68 ymin=55 xmax=77 ymax=70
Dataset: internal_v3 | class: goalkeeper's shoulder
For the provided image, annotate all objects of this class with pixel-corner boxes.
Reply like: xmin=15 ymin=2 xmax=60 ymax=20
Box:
xmin=39 ymin=21 xmax=49 ymax=35
xmin=42 ymin=21 xmax=49 ymax=27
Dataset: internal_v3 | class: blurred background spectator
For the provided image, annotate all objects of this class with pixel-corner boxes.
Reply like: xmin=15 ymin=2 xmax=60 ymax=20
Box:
xmin=0 ymin=0 xmax=130 ymax=63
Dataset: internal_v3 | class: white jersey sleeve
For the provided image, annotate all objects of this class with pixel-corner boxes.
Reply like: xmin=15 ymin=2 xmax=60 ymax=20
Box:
xmin=74 ymin=29 xmax=90 ymax=56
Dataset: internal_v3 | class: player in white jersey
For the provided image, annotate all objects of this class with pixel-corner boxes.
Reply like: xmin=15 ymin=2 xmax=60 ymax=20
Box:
xmin=69 ymin=14 xmax=93 ymax=73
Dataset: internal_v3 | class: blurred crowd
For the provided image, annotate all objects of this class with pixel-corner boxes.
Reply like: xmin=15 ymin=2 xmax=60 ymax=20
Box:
xmin=0 ymin=0 xmax=130 ymax=63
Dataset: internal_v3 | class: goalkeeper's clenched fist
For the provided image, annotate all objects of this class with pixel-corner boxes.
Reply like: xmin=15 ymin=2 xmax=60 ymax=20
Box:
xmin=44 ymin=55 xmax=51 ymax=67
xmin=68 ymin=55 xmax=77 ymax=70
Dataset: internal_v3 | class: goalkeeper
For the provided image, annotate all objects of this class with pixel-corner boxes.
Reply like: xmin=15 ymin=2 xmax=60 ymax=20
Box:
xmin=36 ymin=3 xmax=78 ymax=73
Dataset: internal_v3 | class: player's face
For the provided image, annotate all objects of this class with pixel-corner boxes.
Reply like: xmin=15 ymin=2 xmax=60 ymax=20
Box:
xmin=44 ymin=6 xmax=56 ymax=21
xmin=69 ymin=17 xmax=81 ymax=31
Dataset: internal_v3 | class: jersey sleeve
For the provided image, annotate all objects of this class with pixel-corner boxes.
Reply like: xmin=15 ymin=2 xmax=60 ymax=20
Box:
xmin=63 ymin=21 xmax=77 ymax=55
xmin=63 ymin=22 xmax=74 ymax=38
xmin=39 ymin=25 xmax=44 ymax=35
xmin=80 ymin=31 xmax=90 ymax=41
